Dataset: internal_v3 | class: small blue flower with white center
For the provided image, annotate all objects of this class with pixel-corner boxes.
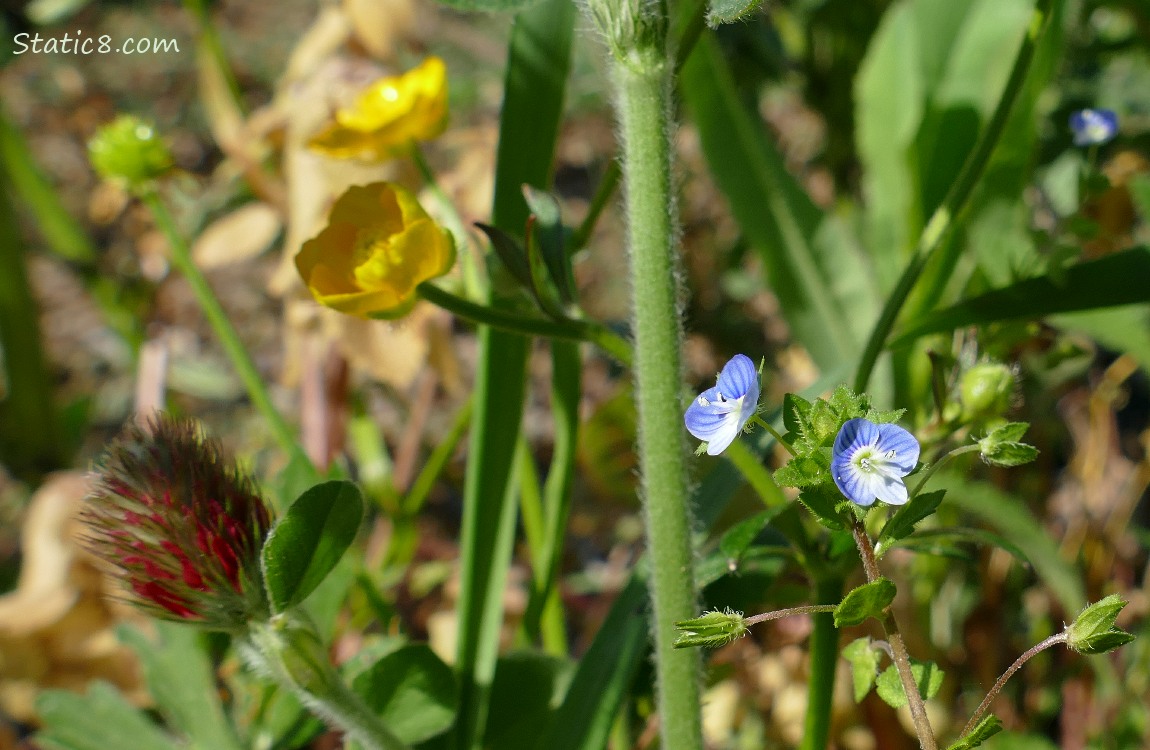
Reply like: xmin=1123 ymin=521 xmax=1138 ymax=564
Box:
xmin=684 ymin=354 xmax=760 ymax=456
xmin=831 ymin=418 xmax=920 ymax=507
xmin=1069 ymin=109 xmax=1118 ymax=147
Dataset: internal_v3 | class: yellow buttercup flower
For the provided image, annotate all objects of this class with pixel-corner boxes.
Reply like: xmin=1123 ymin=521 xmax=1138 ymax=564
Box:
xmin=309 ymin=57 xmax=448 ymax=161
xmin=295 ymin=182 xmax=455 ymax=318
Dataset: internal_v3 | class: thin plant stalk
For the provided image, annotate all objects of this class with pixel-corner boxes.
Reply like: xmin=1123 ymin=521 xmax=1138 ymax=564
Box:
xmin=961 ymin=632 xmax=1067 ymax=737
xmin=140 ymin=189 xmax=310 ymax=478
xmin=608 ymin=21 xmax=704 ymax=750
xmin=852 ymin=520 xmax=937 ymax=750
xmin=853 ymin=0 xmax=1056 ymax=392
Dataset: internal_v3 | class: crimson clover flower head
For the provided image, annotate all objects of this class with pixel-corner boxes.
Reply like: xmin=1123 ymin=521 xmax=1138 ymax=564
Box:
xmin=81 ymin=415 xmax=273 ymax=630
xmin=1069 ymin=109 xmax=1118 ymax=147
xmin=684 ymin=354 xmax=760 ymax=456
xmin=831 ymin=418 xmax=920 ymax=507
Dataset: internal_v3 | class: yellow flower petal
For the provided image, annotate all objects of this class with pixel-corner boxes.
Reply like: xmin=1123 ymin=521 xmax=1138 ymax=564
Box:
xmin=308 ymin=57 xmax=448 ymax=161
xmin=295 ymin=182 xmax=455 ymax=319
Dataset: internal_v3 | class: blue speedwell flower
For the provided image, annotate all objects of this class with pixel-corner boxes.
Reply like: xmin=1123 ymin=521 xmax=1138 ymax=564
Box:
xmin=684 ymin=354 xmax=760 ymax=456
xmin=831 ymin=418 xmax=920 ymax=507
xmin=1069 ymin=109 xmax=1118 ymax=147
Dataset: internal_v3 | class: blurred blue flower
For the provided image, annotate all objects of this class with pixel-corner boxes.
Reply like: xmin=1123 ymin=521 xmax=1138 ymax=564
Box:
xmin=831 ymin=418 xmax=920 ymax=507
xmin=684 ymin=354 xmax=759 ymax=456
xmin=1069 ymin=109 xmax=1118 ymax=147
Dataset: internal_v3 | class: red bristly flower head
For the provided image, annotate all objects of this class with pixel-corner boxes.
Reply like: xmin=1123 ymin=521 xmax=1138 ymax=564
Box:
xmin=82 ymin=415 xmax=273 ymax=630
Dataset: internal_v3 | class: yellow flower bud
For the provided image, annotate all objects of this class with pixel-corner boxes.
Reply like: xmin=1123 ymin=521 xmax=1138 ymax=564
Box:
xmin=308 ymin=57 xmax=448 ymax=161
xmin=295 ymin=182 xmax=455 ymax=318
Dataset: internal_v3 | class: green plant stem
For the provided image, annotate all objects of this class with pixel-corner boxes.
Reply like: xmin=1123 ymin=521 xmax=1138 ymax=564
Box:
xmin=960 ymin=632 xmax=1067 ymax=738
xmin=910 ymin=444 xmax=981 ymax=497
xmin=416 ymin=282 xmax=631 ymax=365
xmin=0 ymin=166 xmax=63 ymax=476
xmin=409 ymin=144 xmax=485 ymax=299
xmin=612 ymin=38 xmax=703 ymax=750
xmin=852 ymin=0 xmax=1055 ymax=392
xmin=244 ymin=615 xmax=409 ymax=750
xmin=750 ymin=414 xmax=795 ymax=455
xmin=800 ymin=574 xmax=844 ymax=750
xmin=141 ymin=189 xmax=309 ymax=475
xmin=745 ymin=603 xmax=836 ymax=626
xmin=852 ymin=520 xmax=937 ymax=750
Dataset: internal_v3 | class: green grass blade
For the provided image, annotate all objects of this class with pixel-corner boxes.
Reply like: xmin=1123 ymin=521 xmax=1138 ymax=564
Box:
xmin=679 ymin=33 xmax=875 ymax=371
xmin=454 ymin=1 xmax=575 ymax=747
xmin=890 ymin=246 xmax=1150 ymax=346
xmin=0 ymin=160 xmax=65 ymax=477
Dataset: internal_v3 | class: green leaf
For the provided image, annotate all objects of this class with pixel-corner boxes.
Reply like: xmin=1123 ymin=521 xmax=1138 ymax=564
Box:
xmin=834 ymin=578 xmax=897 ymax=627
xmin=797 ymin=485 xmax=846 ymax=530
xmin=455 ymin=1 xmax=575 ymax=747
xmin=680 ymin=32 xmax=875 ymax=371
xmin=875 ymin=660 xmax=944 ymax=709
xmin=484 ymin=650 xmax=574 ymax=749
xmin=261 ymin=480 xmax=364 ymax=612
xmin=36 ymin=682 xmax=178 ymax=750
xmin=842 ymin=638 xmax=881 ymax=702
xmin=477 ymin=222 xmax=534 ymax=291
xmin=981 ymin=442 xmax=1039 ymax=467
xmin=773 ymin=454 xmax=828 ymax=488
xmin=876 ymin=489 xmax=945 ymax=556
xmin=781 ymin=393 xmax=812 ymax=439
xmin=522 ymin=185 xmax=575 ymax=304
xmin=705 ymin=0 xmax=763 ymax=27
xmin=891 ymin=247 xmax=1150 ymax=346
xmin=985 ymin=422 xmax=1029 ymax=443
xmin=351 ymin=644 xmax=458 ymax=744
xmin=897 ymin=527 xmax=1028 ymax=564
xmin=119 ymin=623 xmax=244 ymax=750
xmin=539 ymin=577 xmax=647 ymax=750
xmin=946 ymin=714 xmax=1003 ymax=750
xmin=718 ymin=508 xmax=787 ymax=562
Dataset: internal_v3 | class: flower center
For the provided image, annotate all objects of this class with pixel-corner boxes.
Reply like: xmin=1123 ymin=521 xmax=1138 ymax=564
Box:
xmin=853 ymin=446 xmax=900 ymax=475
xmin=352 ymin=228 xmax=403 ymax=289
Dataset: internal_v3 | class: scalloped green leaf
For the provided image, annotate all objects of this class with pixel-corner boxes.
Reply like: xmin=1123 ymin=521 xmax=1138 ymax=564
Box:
xmin=834 ymin=578 xmax=897 ymax=627
xmin=262 ymin=480 xmax=364 ymax=612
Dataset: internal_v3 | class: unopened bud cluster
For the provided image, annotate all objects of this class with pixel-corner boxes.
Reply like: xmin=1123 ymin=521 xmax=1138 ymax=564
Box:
xmin=81 ymin=415 xmax=272 ymax=631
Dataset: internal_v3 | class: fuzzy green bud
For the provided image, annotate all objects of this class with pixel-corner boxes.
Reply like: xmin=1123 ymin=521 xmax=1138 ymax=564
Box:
xmin=673 ymin=609 xmax=747 ymax=649
xmin=246 ymin=611 xmax=342 ymax=696
xmin=1066 ymin=594 xmax=1136 ymax=655
xmin=88 ymin=114 xmax=173 ymax=188
xmin=977 ymin=422 xmax=1039 ymax=467
xmin=586 ymin=0 xmax=668 ymax=62
xmin=960 ymin=363 xmax=1015 ymax=421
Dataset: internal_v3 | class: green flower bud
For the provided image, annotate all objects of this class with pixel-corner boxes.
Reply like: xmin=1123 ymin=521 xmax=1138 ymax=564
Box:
xmin=673 ymin=608 xmax=747 ymax=649
xmin=88 ymin=114 xmax=173 ymax=189
xmin=1066 ymin=594 xmax=1136 ymax=655
xmin=244 ymin=611 xmax=342 ymax=697
xmin=977 ymin=422 xmax=1039 ymax=467
xmin=959 ymin=363 xmax=1015 ymax=420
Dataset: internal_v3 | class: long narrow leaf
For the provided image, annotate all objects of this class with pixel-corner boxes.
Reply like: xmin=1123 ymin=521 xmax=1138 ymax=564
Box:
xmin=454 ymin=1 xmax=575 ymax=747
xmin=890 ymin=246 xmax=1150 ymax=346
xmin=679 ymin=33 xmax=874 ymax=370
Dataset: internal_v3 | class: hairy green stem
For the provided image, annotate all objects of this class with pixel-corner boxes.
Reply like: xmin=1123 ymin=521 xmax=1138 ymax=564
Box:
xmin=141 ymin=189 xmax=309 ymax=475
xmin=853 ymin=0 xmax=1056 ymax=392
xmin=611 ymin=38 xmax=703 ymax=750
xmin=750 ymin=414 xmax=795 ymax=455
xmin=960 ymin=632 xmax=1067 ymax=738
xmin=852 ymin=521 xmax=937 ymax=750
xmin=244 ymin=614 xmax=409 ymax=750
xmin=910 ymin=444 xmax=981 ymax=498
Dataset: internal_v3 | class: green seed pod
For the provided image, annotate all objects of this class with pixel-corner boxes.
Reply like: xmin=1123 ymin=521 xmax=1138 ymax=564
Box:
xmin=959 ymin=362 xmax=1015 ymax=420
xmin=88 ymin=114 xmax=173 ymax=189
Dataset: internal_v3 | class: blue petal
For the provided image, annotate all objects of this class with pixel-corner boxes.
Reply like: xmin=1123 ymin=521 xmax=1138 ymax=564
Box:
xmin=832 ymin=418 xmax=880 ymax=459
xmin=716 ymin=354 xmax=759 ymax=404
xmin=1070 ymin=108 xmax=1118 ymax=146
xmin=833 ymin=455 xmax=875 ymax=507
xmin=873 ymin=424 xmax=920 ymax=474
xmin=685 ymin=387 xmax=736 ymax=437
